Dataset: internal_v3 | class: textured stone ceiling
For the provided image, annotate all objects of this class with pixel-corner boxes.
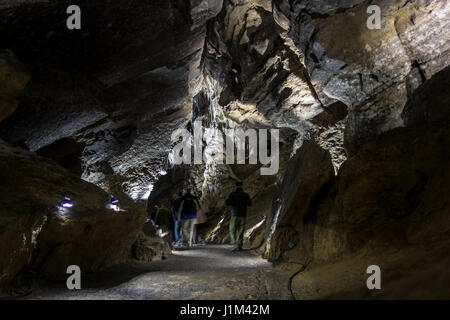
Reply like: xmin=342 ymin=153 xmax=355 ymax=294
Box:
xmin=0 ymin=0 xmax=224 ymax=200
xmin=0 ymin=0 xmax=449 ymax=201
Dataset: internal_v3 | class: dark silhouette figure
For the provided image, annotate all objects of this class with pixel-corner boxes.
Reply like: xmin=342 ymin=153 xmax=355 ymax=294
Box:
xmin=225 ymin=181 xmax=252 ymax=251
xmin=177 ymin=189 xmax=199 ymax=247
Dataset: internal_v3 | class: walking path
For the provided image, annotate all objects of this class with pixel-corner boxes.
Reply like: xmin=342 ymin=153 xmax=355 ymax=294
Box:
xmin=28 ymin=245 xmax=284 ymax=300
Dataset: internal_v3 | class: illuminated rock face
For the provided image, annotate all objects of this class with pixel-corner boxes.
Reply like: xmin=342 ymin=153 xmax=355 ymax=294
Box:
xmin=205 ymin=0 xmax=449 ymax=159
xmin=266 ymin=66 xmax=450 ymax=278
xmin=295 ymin=0 xmax=450 ymax=154
xmin=183 ymin=0 xmax=449 ymax=248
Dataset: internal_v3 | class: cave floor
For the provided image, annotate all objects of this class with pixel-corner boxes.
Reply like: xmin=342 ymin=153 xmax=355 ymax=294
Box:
xmin=22 ymin=242 xmax=450 ymax=300
xmin=27 ymin=244 xmax=291 ymax=300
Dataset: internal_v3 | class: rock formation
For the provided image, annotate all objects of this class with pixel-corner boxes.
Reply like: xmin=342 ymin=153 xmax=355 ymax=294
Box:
xmin=269 ymin=65 xmax=450 ymax=298
xmin=0 ymin=140 xmax=145 ymax=294
xmin=0 ymin=0 xmax=449 ymax=298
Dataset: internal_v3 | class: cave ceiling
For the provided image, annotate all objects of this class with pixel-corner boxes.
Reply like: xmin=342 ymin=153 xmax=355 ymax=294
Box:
xmin=0 ymin=0 xmax=448 ymax=200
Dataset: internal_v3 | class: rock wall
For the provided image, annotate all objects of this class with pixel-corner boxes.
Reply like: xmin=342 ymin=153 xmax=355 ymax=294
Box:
xmin=0 ymin=140 xmax=145 ymax=294
xmin=288 ymin=0 xmax=450 ymax=154
xmin=1 ymin=0 xmax=448 ymax=204
xmin=203 ymin=0 xmax=449 ymax=166
xmin=148 ymin=0 xmax=450 ymax=252
xmin=266 ymin=65 xmax=450 ymax=298
xmin=264 ymin=140 xmax=335 ymax=262
xmin=314 ymin=67 xmax=450 ymax=263
xmin=192 ymin=0 xmax=450 ymax=251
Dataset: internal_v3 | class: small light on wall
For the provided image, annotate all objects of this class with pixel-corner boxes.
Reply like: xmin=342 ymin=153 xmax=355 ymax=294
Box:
xmin=107 ymin=195 xmax=122 ymax=212
xmin=106 ymin=203 xmax=121 ymax=212
xmin=57 ymin=197 xmax=73 ymax=215
xmin=109 ymin=195 xmax=119 ymax=204
xmin=61 ymin=197 xmax=73 ymax=208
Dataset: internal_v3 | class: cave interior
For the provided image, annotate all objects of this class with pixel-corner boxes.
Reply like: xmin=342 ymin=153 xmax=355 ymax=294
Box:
xmin=0 ymin=0 xmax=449 ymax=300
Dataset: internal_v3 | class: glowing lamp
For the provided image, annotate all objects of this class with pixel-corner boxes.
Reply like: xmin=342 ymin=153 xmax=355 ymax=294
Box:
xmin=109 ymin=195 xmax=119 ymax=204
xmin=61 ymin=197 xmax=73 ymax=208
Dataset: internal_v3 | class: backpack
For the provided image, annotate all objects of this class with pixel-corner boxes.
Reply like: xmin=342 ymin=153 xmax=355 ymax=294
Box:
xmin=182 ymin=197 xmax=197 ymax=215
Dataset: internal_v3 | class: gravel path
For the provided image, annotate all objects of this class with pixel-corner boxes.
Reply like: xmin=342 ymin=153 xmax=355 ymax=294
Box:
xmin=27 ymin=244 xmax=277 ymax=300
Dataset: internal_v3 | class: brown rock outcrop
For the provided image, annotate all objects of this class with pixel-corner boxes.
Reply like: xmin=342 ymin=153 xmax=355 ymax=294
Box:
xmin=313 ymin=66 xmax=450 ymax=264
xmin=0 ymin=140 xmax=145 ymax=294
xmin=274 ymin=63 xmax=450 ymax=298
